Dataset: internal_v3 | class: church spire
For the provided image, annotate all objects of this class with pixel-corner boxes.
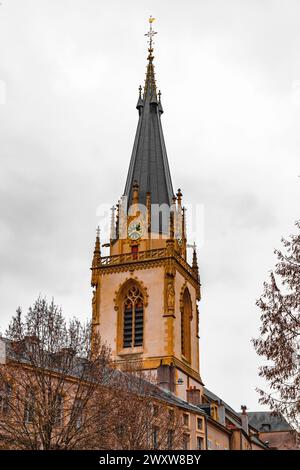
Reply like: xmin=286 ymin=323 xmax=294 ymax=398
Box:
xmin=91 ymin=226 xmax=101 ymax=287
xmin=143 ymin=17 xmax=157 ymax=102
xmin=123 ymin=17 xmax=174 ymax=220
xmin=192 ymin=243 xmax=200 ymax=285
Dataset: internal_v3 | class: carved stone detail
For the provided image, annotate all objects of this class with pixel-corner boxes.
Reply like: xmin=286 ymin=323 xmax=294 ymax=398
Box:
xmin=91 ymin=282 xmax=101 ymax=326
xmin=167 ymin=282 xmax=175 ymax=309
xmin=164 ymin=259 xmax=176 ymax=316
xmin=113 ymin=276 xmax=149 ymax=312
xmin=96 ymin=256 xmax=199 ymax=291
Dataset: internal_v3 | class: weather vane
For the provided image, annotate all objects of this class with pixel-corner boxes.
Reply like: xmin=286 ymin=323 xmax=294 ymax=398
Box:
xmin=144 ymin=16 xmax=157 ymax=49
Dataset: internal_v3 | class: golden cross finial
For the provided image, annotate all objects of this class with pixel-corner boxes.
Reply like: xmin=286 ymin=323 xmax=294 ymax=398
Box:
xmin=144 ymin=16 xmax=157 ymax=50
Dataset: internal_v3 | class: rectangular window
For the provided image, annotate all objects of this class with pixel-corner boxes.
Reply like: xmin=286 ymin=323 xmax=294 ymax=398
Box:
xmin=152 ymin=404 xmax=158 ymax=417
xmin=183 ymin=413 xmax=189 ymax=427
xmin=24 ymin=390 xmax=35 ymax=424
xmin=197 ymin=436 xmax=204 ymax=450
xmin=183 ymin=434 xmax=190 ymax=450
xmin=152 ymin=427 xmax=159 ymax=449
xmin=211 ymin=404 xmax=218 ymax=421
xmin=0 ymin=383 xmax=12 ymax=415
xmin=197 ymin=416 xmax=203 ymax=431
xmin=72 ymin=398 xmax=84 ymax=430
xmin=168 ymin=408 xmax=175 ymax=425
xmin=54 ymin=394 xmax=64 ymax=426
xmin=207 ymin=438 xmax=212 ymax=450
xmin=167 ymin=429 xmax=174 ymax=449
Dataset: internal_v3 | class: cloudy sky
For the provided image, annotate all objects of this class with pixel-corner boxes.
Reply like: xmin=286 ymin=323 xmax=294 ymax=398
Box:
xmin=0 ymin=0 xmax=299 ymax=411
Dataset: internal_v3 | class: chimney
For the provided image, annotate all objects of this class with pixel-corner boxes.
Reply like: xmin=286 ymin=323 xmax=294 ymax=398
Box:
xmin=240 ymin=405 xmax=249 ymax=435
xmin=157 ymin=364 xmax=175 ymax=393
xmin=186 ymin=386 xmax=201 ymax=406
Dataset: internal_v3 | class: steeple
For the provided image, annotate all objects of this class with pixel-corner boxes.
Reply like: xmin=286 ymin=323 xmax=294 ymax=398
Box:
xmin=123 ymin=17 xmax=174 ymax=211
xmin=192 ymin=243 xmax=200 ymax=285
xmin=91 ymin=226 xmax=101 ymax=287
xmin=91 ymin=20 xmax=203 ymax=400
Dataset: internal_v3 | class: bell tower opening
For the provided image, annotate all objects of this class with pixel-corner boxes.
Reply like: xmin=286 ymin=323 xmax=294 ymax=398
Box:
xmin=123 ymin=285 xmax=144 ymax=348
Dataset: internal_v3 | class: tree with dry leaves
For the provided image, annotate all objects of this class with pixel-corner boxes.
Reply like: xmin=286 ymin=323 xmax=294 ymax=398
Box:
xmin=106 ymin=365 xmax=184 ymax=450
xmin=0 ymin=297 xmax=114 ymax=450
xmin=253 ymin=220 xmax=300 ymax=432
xmin=0 ymin=298 xmax=186 ymax=450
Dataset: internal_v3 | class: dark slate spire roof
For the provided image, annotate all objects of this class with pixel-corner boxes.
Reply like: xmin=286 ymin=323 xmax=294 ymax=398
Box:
xmin=123 ymin=45 xmax=174 ymax=208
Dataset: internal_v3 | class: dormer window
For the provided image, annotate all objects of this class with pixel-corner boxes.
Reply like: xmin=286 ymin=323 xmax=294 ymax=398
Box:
xmin=261 ymin=423 xmax=271 ymax=432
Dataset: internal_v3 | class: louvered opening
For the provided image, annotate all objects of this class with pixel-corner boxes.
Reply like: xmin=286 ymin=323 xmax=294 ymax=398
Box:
xmin=134 ymin=305 xmax=143 ymax=346
xmin=123 ymin=286 xmax=144 ymax=349
xmin=123 ymin=306 xmax=133 ymax=348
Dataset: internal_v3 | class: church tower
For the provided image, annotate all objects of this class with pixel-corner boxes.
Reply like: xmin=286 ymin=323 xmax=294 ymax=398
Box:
xmin=91 ymin=18 xmax=203 ymax=402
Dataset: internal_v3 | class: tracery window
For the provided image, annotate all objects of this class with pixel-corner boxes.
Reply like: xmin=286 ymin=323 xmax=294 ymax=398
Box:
xmin=123 ymin=285 xmax=144 ymax=348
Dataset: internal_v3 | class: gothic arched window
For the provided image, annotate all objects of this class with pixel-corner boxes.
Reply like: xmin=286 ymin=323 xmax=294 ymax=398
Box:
xmin=123 ymin=285 xmax=144 ymax=348
xmin=181 ymin=288 xmax=192 ymax=362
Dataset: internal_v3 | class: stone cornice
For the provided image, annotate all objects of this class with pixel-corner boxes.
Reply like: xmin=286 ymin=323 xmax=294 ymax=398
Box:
xmin=93 ymin=253 xmax=200 ymax=290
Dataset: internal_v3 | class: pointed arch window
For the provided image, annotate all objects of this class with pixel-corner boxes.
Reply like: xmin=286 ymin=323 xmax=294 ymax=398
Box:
xmin=123 ymin=285 xmax=144 ymax=348
xmin=181 ymin=288 xmax=192 ymax=362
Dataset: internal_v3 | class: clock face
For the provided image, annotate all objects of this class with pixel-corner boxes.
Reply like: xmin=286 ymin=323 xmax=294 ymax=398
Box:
xmin=128 ymin=220 xmax=143 ymax=240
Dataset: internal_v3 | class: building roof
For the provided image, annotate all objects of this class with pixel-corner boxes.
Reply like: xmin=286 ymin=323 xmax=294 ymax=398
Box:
xmin=123 ymin=44 xmax=174 ymax=214
xmin=1 ymin=337 xmax=205 ymax=416
xmin=250 ymin=434 xmax=270 ymax=449
xmin=204 ymin=387 xmax=238 ymax=417
xmin=152 ymin=386 xmax=206 ymax=415
xmin=247 ymin=412 xmax=293 ymax=432
xmin=113 ymin=368 xmax=206 ymax=415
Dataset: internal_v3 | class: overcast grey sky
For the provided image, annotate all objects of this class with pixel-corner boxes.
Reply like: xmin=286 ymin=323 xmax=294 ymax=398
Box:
xmin=0 ymin=0 xmax=299 ymax=411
